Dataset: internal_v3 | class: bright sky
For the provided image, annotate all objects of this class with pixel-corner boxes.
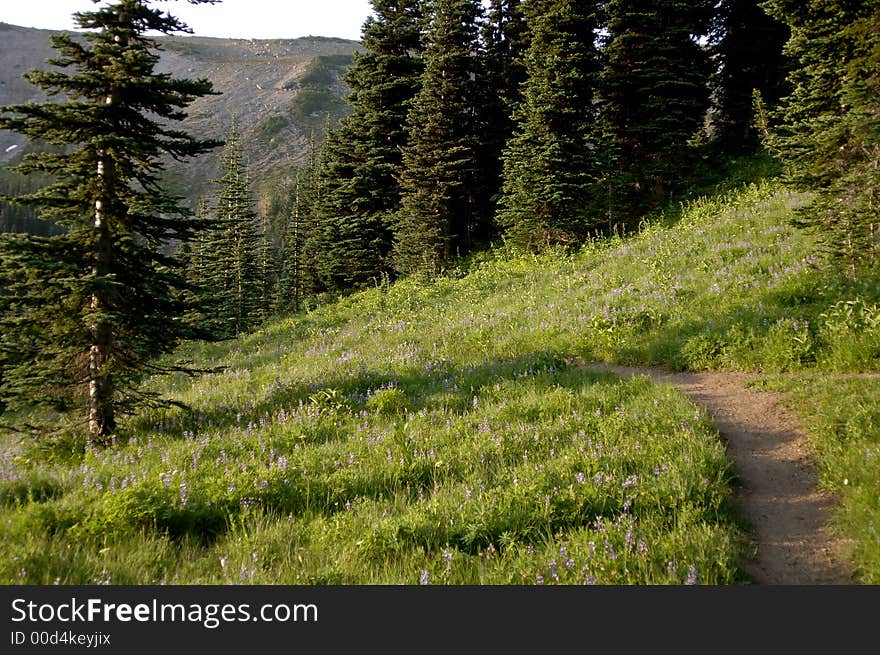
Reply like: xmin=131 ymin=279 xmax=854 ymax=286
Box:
xmin=2 ymin=0 xmax=374 ymax=41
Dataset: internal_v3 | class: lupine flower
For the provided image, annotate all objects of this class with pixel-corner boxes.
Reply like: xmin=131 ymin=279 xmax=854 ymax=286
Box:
xmin=420 ymin=570 xmax=430 ymax=585
xmin=605 ymin=541 xmax=617 ymax=561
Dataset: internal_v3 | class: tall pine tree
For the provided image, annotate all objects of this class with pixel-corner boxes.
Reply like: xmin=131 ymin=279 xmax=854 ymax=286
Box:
xmin=312 ymin=0 xmax=424 ymax=290
xmin=601 ymin=0 xmax=713 ymax=219
xmin=200 ymin=120 xmax=262 ymax=339
xmin=0 ymin=0 xmax=220 ymax=442
xmin=281 ymin=132 xmax=323 ymax=312
xmin=393 ymin=0 xmax=484 ymax=276
xmin=764 ymin=0 xmax=880 ymax=275
xmin=710 ymin=0 xmax=790 ymax=152
xmin=496 ymin=0 xmax=603 ymax=250
xmin=477 ymin=0 xmax=529 ymax=239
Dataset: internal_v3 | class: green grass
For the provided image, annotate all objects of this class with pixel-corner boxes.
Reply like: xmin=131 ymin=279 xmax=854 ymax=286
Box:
xmin=0 ymin=364 xmax=745 ymax=584
xmin=2 ymin=162 xmax=878 ymax=584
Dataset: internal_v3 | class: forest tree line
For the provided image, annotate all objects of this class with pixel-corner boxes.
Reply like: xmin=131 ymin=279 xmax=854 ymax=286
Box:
xmin=198 ymin=0 xmax=876 ymax=342
xmin=0 ymin=0 xmax=876 ymax=442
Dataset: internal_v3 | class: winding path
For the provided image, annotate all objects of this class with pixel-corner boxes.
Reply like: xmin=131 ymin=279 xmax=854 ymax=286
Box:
xmin=583 ymin=362 xmax=853 ymax=585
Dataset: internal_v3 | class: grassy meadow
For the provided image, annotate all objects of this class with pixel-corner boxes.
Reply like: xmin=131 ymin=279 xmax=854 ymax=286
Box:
xmin=2 ymin=162 xmax=878 ymax=584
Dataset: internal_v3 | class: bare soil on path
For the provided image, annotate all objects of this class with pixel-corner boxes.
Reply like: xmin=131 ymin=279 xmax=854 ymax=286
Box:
xmin=583 ymin=362 xmax=854 ymax=585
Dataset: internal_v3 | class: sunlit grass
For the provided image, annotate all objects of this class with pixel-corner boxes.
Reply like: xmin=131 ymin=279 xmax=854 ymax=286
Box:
xmin=2 ymin=162 xmax=878 ymax=584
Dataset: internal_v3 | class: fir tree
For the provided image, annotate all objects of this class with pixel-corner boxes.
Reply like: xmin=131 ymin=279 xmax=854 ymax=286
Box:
xmin=258 ymin=202 xmax=274 ymax=320
xmin=496 ymin=0 xmax=603 ymax=250
xmin=281 ymin=132 xmax=323 ymax=312
xmin=601 ymin=0 xmax=714 ymax=218
xmin=477 ymin=0 xmax=529 ymax=238
xmin=764 ymin=0 xmax=880 ymax=275
xmin=393 ymin=0 xmax=484 ymax=276
xmin=181 ymin=197 xmax=213 ymax=331
xmin=0 ymin=0 xmax=220 ymax=442
xmin=710 ymin=0 xmax=790 ymax=152
xmin=312 ymin=0 xmax=424 ymax=290
xmin=482 ymin=0 xmax=529 ymax=116
xmin=201 ymin=120 xmax=261 ymax=338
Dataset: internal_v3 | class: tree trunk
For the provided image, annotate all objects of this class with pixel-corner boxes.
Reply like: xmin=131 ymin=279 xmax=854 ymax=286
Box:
xmin=88 ymin=151 xmax=115 ymax=442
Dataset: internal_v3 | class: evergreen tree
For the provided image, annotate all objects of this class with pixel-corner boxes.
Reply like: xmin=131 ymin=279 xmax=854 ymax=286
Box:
xmin=181 ymin=197 xmax=213 ymax=330
xmin=312 ymin=0 xmax=424 ymax=290
xmin=764 ymin=0 xmax=879 ymax=275
xmin=258 ymin=201 xmax=274 ymax=320
xmin=281 ymin=133 xmax=323 ymax=312
xmin=601 ymin=0 xmax=714 ymax=218
xmin=482 ymin=0 xmax=529 ymax=115
xmin=0 ymin=0 xmax=220 ymax=442
xmin=393 ymin=0 xmax=484 ymax=276
xmin=710 ymin=0 xmax=790 ymax=151
xmin=201 ymin=120 xmax=262 ymax=338
xmin=477 ymin=0 xmax=529 ymax=238
xmin=496 ymin=0 xmax=603 ymax=250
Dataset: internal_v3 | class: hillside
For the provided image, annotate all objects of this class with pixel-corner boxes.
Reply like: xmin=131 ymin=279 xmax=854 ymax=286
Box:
xmin=0 ymin=22 xmax=360 ymax=223
xmin=2 ymin=167 xmax=878 ymax=584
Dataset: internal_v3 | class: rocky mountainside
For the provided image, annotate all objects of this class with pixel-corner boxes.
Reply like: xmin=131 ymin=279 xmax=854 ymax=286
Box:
xmin=0 ymin=22 xmax=361 ymax=226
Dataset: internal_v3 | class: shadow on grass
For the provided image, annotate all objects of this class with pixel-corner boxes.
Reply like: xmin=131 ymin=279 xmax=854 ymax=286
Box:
xmin=30 ymin=353 xmax=655 ymax=546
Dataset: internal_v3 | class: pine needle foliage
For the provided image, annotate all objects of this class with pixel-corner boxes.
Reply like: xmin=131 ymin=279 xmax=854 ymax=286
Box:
xmin=393 ymin=0 xmax=485 ymax=276
xmin=764 ymin=0 xmax=880 ymax=276
xmin=281 ymin=132 xmax=323 ymax=312
xmin=601 ymin=0 xmax=714 ymax=220
xmin=0 ymin=0 xmax=221 ymax=443
xmin=709 ymin=0 xmax=791 ymax=152
xmin=199 ymin=120 xmax=262 ymax=339
xmin=496 ymin=0 xmax=604 ymax=251
xmin=313 ymin=0 xmax=424 ymax=290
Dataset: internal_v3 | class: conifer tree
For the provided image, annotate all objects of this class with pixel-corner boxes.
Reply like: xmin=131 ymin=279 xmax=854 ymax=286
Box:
xmin=710 ymin=0 xmax=790 ymax=151
xmin=393 ymin=0 xmax=484 ymax=276
xmin=201 ymin=120 xmax=261 ymax=338
xmin=0 ymin=0 xmax=220 ymax=442
xmin=477 ymin=0 xmax=529 ymax=239
xmin=281 ymin=133 xmax=322 ymax=312
xmin=180 ymin=197 xmax=214 ymax=331
xmin=281 ymin=170 xmax=310 ymax=313
xmin=601 ymin=0 xmax=713 ymax=218
xmin=258 ymin=204 xmax=274 ymax=320
xmin=313 ymin=0 xmax=424 ymax=290
xmin=764 ymin=0 xmax=879 ymax=275
xmin=482 ymin=0 xmax=529 ymax=116
xmin=496 ymin=0 xmax=603 ymax=250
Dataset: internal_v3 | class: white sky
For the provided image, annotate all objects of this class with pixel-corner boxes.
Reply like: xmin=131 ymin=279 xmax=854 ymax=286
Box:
xmin=2 ymin=0 xmax=374 ymax=41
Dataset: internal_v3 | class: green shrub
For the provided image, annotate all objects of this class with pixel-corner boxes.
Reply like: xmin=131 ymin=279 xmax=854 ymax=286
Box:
xmin=365 ymin=388 xmax=409 ymax=415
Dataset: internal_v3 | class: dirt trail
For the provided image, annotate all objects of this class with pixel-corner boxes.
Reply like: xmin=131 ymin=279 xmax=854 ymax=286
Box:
xmin=584 ymin=362 xmax=854 ymax=585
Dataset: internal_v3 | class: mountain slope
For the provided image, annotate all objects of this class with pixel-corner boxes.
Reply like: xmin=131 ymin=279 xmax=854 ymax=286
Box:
xmin=0 ymin=22 xmax=360 ymax=224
